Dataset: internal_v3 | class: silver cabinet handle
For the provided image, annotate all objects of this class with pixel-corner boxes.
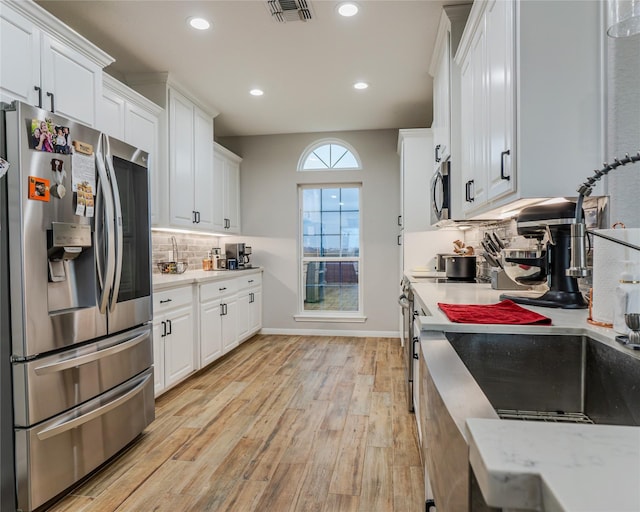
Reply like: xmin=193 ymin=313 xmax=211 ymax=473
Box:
xmin=34 ymin=331 xmax=149 ymax=375
xmin=36 ymin=373 xmax=151 ymax=440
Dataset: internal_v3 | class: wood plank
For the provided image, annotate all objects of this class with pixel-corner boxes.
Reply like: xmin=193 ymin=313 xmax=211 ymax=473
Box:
xmin=323 ymin=493 xmax=360 ymax=512
xmin=328 ymin=415 xmax=369 ymax=496
xmin=348 ymin=374 xmax=374 ymax=416
xmin=392 ymin=464 xmax=425 ymax=512
xmin=358 ymin=446 xmax=393 ymax=512
xmin=253 ymin=462 xmax=308 ymax=511
xmin=367 ymin=392 xmax=393 ymax=448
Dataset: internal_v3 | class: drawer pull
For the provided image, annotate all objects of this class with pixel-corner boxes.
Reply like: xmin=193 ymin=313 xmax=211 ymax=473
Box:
xmin=219 ymin=287 xmax=227 ymax=291
xmin=159 ymin=298 xmax=172 ymax=304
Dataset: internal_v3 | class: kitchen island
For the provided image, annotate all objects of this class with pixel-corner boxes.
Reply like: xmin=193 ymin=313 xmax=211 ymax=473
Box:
xmin=411 ymin=278 xmax=640 ymax=512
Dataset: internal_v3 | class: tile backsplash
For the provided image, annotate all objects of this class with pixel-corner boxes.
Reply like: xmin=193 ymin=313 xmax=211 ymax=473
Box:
xmin=151 ymin=232 xmax=221 ymax=273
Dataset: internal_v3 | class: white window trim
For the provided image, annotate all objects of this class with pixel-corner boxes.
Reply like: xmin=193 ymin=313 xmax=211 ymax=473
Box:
xmin=297 ymin=184 xmax=363 ymax=319
xmin=297 ymin=138 xmax=362 ymax=171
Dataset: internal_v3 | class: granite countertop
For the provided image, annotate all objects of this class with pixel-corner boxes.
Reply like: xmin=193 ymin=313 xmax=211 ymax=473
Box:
xmin=153 ymin=267 xmax=262 ymax=291
xmin=410 ymin=277 xmax=640 ymax=511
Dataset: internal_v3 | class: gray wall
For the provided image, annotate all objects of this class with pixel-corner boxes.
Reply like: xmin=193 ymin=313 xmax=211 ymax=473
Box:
xmin=219 ymin=129 xmax=401 ymax=336
xmin=607 ymin=28 xmax=640 ymax=227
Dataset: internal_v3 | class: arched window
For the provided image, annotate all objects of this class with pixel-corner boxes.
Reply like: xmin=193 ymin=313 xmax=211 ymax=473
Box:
xmin=298 ymin=139 xmax=362 ymax=171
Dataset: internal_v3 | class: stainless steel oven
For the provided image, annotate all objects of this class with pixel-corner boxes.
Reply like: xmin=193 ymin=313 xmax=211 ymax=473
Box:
xmin=430 ymin=157 xmax=451 ymax=224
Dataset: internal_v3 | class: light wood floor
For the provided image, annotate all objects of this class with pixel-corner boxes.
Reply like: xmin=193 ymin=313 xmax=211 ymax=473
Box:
xmin=47 ymin=334 xmax=424 ymax=512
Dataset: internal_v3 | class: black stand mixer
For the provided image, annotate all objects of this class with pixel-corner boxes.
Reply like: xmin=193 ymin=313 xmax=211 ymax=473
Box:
xmin=500 ymin=202 xmax=587 ymax=309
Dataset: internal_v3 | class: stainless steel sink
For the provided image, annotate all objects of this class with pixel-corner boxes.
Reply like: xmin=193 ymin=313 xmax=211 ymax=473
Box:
xmin=445 ymin=333 xmax=640 ymax=426
xmin=422 ymin=333 xmax=640 ymax=512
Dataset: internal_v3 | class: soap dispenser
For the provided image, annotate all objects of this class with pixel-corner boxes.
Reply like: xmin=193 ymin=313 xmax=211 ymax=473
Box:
xmin=613 ymin=261 xmax=640 ymax=335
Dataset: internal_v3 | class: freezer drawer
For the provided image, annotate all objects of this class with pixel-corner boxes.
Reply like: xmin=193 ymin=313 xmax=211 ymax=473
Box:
xmin=13 ymin=324 xmax=153 ymax=427
xmin=15 ymin=368 xmax=154 ymax=512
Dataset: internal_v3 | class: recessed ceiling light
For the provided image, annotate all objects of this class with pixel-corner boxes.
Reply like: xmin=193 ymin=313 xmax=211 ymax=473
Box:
xmin=338 ymin=2 xmax=359 ymax=17
xmin=188 ymin=17 xmax=210 ymax=30
xmin=353 ymin=81 xmax=368 ymax=90
xmin=249 ymin=89 xmax=264 ymax=96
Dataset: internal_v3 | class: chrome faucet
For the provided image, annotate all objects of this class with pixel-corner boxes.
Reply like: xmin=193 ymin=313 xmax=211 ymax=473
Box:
xmin=567 ymin=152 xmax=640 ymax=278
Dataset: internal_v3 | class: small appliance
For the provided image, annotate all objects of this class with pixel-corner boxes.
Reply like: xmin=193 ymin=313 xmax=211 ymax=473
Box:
xmin=500 ymin=202 xmax=587 ymax=309
xmin=225 ymin=243 xmax=251 ymax=269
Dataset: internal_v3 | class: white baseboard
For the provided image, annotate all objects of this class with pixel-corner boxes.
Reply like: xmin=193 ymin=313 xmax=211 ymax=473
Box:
xmin=259 ymin=328 xmax=400 ymax=338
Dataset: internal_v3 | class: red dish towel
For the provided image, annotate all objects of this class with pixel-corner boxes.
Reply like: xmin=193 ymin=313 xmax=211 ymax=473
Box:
xmin=437 ymin=299 xmax=552 ymax=325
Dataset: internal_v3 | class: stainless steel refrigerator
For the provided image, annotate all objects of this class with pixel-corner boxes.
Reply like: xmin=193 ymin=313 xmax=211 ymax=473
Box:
xmin=0 ymin=101 xmax=155 ymax=512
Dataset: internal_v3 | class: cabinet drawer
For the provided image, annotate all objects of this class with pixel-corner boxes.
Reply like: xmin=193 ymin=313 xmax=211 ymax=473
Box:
xmin=200 ymin=279 xmax=238 ymax=302
xmin=238 ymin=273 xmax=262 ymax=290
xmin=153 ymin=285 xmax=192 ymax=313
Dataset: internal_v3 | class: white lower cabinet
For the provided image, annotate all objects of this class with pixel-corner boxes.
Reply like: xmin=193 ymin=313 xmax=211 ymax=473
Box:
xmin=153 ymin=273 xmax=263 ymax=396
xmin=237 ymin=274 xmax=262 ymax=342
xmin=152 ymin=285 xmax=195 ymax=396
xmin=199 ymin=278 xmax=240 ymax=368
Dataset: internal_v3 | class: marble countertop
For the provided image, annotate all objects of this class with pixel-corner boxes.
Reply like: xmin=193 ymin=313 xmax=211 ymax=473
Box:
xmin=410 ymin=277 xmax=640 ymax=511
xmin=466 ymin=419 xmax=640 ymax=511
xmin=411 ymin=278 xmax=621 ymax=346
xmin=153 ymin=267 xmax=262 ymax=291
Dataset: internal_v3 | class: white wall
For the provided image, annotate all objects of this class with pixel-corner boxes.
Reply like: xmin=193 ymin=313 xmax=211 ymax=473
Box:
xmin=219 ymin=129 xmax=401 ymax=336
xmin=606 ymin=25 xmax=640 ymax=227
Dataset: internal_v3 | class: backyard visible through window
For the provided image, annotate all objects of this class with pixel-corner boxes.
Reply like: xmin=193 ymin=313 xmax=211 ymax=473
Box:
xmin=301 ymin=187 xmax=361 ymax=313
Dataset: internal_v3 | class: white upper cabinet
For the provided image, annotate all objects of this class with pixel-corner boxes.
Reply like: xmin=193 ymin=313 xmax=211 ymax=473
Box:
xmin=0 ymin=0 xmax=113 ymax=126
xmin=99 ymin=75 xmax=162 ymax=225
xmin=455 ymin=0 xmax=603 ymax=217
xmin=429 ymin=4 xmax=472 ymax=221
xmin=213 ymin=143 xmax=242 ymax=234
xmin=126 ymin=74 xmax=219 ymax=231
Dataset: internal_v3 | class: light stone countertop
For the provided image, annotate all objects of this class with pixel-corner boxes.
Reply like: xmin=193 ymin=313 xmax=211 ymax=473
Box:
xmin=466 ymin=419 xmax=640 ymax=512
xmin=410 ymin=277 xmax=640 ymax=511
xmin=153 ymin=267 xmax=263 ymax=291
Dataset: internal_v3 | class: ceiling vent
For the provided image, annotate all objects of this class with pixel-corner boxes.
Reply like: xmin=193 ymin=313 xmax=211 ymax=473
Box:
xmin=266 ymin=0 xmax=313 ymax=23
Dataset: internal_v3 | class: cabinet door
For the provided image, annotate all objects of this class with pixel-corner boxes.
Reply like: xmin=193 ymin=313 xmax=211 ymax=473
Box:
xmin=485 ymin=0 xmax=515 ymax=201
xmin=193 ymin=107 xmax=215 ymax=230
xmin=0 ymin=5 xmax=41 ymax=105
xmin=460 ymin=23 xmax=488 ymax=212
xmin=237 ymin=292 xmax=250 ymax=342
xmin=152 ymin=319 xmax=165 ymax=396
xmin=221 ymin=298 xmax=238 ymax=354
xmin=125 ymin=103 xmax=160 ymax=226
xmin=200 ymin=300 xmax=223 ymax=368
xmin=224 ymin=158 xmax=241 ymax=233
xmin=433 ymin=35 xmax=451 ymax=164
xmin=249 ymin=288 xmax=262 ymax=334
xmin=99 ymin=86 xmax=126 ymax=140
xmin=212 ymin=152 xmax=226 ymax=232
xmin=41 ymin=33 xmax=101 ymax=125
xmin=164 ymin=305 xmax=195 ymax=388
xmin=169 ymin=89 xmax=195 ymax=227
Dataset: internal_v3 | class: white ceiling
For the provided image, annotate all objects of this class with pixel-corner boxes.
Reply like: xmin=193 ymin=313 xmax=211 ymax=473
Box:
xmin=36 ymin=0 xmax=467 ymax=137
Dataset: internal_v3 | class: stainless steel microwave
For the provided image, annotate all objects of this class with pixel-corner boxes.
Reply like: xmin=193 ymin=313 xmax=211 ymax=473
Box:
xmin=430 ymin=158 xmax=451 ymax=224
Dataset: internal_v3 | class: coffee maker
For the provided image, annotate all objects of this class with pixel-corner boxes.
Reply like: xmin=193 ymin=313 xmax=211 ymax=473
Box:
xmin=225 ymin=243 xmax=251 ymax=269
xmin=500 ymin=202 xmax=587 ymax=309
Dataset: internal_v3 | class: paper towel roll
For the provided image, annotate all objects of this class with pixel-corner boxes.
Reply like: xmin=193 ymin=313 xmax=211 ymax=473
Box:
xmin=592 ymin=228 xmax=640 ymax=324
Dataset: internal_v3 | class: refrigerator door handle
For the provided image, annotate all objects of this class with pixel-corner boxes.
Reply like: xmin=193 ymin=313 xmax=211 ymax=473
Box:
xmin=104 ymin=136 xmax=124 ymax=312
xmin=95 ymin=136 xmax=116 ymax=314
xmin=35 ymin=372 xmax=151 ymax=441
xmin=33 ymin=331 xmax=150 ymax=375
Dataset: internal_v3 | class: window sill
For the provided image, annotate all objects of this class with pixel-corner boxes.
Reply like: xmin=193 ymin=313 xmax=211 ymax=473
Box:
xmin=294 ymin=314 xmax=367 ymax=323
